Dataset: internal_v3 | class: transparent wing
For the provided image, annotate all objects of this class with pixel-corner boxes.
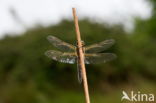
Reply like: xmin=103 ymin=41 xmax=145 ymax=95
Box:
xmin=85 ymin=39 xmax=115 ymax=53
xmin=85 ymin=53 xmax=117 ymax=64
xmin=45 ymin=50 xmax=77 ymax=64
xmin=47 ymin=35 xmax=75 ymax=52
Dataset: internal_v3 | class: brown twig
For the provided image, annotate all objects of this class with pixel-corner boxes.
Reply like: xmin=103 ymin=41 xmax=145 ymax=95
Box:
xmin=72 ymin=8 xmax=90 ymax=103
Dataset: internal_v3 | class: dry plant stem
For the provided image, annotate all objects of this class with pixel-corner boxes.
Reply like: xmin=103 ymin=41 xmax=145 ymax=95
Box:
xmin=72 ymin=8 xmax=90 ymax=103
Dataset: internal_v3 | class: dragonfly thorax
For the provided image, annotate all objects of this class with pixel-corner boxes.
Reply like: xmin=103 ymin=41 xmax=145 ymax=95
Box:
xmin=76 ymin=40 xmax=85 ymax=47
xmin=76 ymin=41 xmax=85 ymax=53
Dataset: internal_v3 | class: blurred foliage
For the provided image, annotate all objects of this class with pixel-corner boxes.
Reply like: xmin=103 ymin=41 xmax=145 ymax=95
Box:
xmin=0 ymin=1 xmax=156 ymax=102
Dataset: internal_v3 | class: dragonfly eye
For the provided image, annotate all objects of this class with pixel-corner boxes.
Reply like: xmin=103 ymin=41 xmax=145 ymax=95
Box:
xmin=81 ymin=41 xmax=85 ymax=46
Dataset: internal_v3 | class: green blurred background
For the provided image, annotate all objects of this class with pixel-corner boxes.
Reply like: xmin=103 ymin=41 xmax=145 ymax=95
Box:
xmin=0 ymin=1 xmax=156 ymax=103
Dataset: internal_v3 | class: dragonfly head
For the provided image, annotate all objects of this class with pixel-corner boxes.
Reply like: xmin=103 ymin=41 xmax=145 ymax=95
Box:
xmin=76 ymin=40 xmax=85 ymax=47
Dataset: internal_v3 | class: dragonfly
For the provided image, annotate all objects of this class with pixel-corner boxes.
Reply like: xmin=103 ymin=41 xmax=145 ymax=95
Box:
xmin=45 ymin=35 xmax=117 ymax=83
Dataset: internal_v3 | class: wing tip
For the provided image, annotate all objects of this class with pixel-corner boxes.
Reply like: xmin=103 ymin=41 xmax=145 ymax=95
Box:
xmin=113 ymin=53 xmax=117 ymax=59
xmin=44 ymin=50 xmax=51 ymax=57
xmin=47 ymin=35 xmax=54 ymax=40
xmin=44 ymin=50 xmax=56 ymax=57
xmin=109 ymin=53 xmax=117 ymax=60
xmin=109 ymin=39 xmax=115 ymax=44
xmin=104 ymin=53 xmax=117 ymax=61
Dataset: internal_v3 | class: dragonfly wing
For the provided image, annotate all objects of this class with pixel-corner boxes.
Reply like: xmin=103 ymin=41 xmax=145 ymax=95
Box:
xmin=85 ymin=53 xmax=117 ymax=64
xmin=47 ymin=35 xmax=75 ymax=52
xmin=45 ymin=50 xmax=77 ymax=64
xmin=85 ymin=39 xmax=115 ymax=53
